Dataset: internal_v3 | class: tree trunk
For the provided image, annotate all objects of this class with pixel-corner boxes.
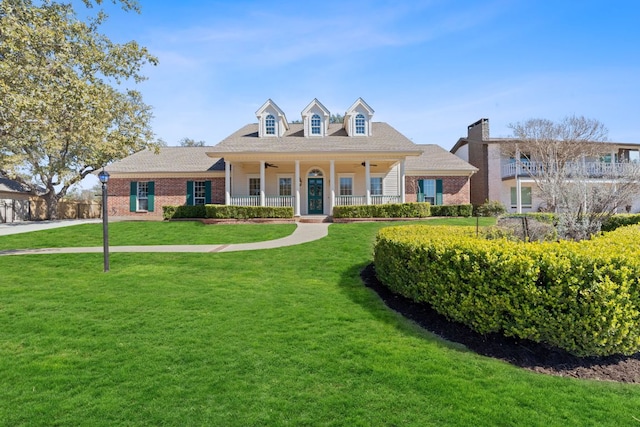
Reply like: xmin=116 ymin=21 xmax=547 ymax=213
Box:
xmin=44 ymin=190 xmax=59 ymax=220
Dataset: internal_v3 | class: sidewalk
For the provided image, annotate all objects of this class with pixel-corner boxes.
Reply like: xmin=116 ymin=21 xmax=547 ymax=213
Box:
xmin=0 ymin=222 xmax=331 ymax=256
xmin=0 ymin=219 xmax=101 ymax=236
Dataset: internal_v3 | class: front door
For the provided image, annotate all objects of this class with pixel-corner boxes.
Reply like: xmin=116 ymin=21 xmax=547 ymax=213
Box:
xmin=308 ymin=178 xmax=323 ymax=214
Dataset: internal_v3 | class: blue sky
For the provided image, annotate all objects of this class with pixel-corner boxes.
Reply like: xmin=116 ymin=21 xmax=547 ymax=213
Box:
xmin=96 ymin=0 xmax=639 ymax=148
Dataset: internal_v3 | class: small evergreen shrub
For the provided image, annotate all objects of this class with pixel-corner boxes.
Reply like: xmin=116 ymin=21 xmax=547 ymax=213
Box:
xmin=332 ymin=203 xmax=430 ymax=219
xmin=431 ymin=204 xmax=473 ymax=217
xmin=205 ymin=205 xmax=294 ymax=219
xmin=162 ymin=205 xmax=206 ymax=219
xmin=601 ymin=214 xmax=640 ymax=232
xmin=475 ymin=200 xmax=507 ymax=217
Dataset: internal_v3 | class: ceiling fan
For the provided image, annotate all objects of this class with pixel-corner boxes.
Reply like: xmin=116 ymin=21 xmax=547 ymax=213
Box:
xmin=361 ymin=161 xmax=378 ymax=167
xmin=265 ymin=162 xmax=278 ymax=168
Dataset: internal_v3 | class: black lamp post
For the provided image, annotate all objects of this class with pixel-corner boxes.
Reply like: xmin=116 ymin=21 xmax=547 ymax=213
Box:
xmin=98 ymin=169 xmax=110 ymax=272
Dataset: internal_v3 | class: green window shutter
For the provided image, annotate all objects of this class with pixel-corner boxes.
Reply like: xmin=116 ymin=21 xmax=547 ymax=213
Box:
xmin=435 ymin=179 xmax=443 ymax=205
xmin=147 ymin=181 xmax=155 ymax=212
xmin=417 ymin=179 xmax=425 ymax=203
xmin=205 ymin=180 xmax=212 ymax=204
xmin=186 ymin=181 xmax=194 ymax=205
xmin=129 ymin=182 xmax=137 ymax=212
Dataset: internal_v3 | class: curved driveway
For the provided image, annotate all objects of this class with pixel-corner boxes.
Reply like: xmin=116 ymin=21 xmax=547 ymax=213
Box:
xmin=0 ymin=222 xmax=331 ymax=256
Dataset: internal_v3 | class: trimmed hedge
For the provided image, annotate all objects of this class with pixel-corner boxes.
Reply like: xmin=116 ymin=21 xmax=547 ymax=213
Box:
xmin=205 ymin=205 xmax=294 ymax=219
xmin=332 ymin=203 xmax=430 ymax=219
xmin=601 ymin=214 xmax=640 ymax=232
xmin=163 ymin=204 xmax=294 ymax=220
xmin=374 ymin=224 xmax=640 ymax=357
xmin=430 ymin=204 xmax=473 ymax=217
xmin=162 ymin=205 xmax=206 ymax=220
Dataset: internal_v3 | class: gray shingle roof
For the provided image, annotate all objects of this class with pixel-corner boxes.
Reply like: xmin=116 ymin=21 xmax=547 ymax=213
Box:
xmin=406 ymin=144 xmax=478 ymax=173
xmin=0 ymin=177 xmax=33 ymax=194
xmin=207 ymin=122 xmax=422 ymax=154
xmin=105 ymin=147 xmax=224 ymax=173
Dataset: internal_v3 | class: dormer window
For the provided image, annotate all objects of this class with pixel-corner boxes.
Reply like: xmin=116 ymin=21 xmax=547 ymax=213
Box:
xmin=344 ymin=98 xmax=374 ymax=137
xmin=266 ymin=115 xmax=276 ymax=135
xmin=355 ymin=114 xmax=365 ymax=135
xmin=256 ymin=99 xmax=289 ymax=137
xmin=301 ymin=99 xmax=330 ymax=137
xmin=311 ymin=114 xmax=321 ymax=135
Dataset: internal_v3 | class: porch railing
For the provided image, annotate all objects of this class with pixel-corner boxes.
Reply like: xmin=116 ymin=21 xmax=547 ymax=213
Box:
xmin=229 ymin=196 xmax=294 ymax=207
xmin=230 ymin=195 xmax=402 ymax=207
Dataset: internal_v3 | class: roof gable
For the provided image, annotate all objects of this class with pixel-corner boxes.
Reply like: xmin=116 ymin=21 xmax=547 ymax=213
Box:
xmin=344 ymin=98 xmax=374 ymax=137
xmin=301 ymin=98 xmax=330 ymax=137
xmin=255 ymin=99 xmax=289 ymax=137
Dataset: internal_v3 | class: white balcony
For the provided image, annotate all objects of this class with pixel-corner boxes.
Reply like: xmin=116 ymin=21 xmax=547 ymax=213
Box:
xmin=502 ymin=161 xmax=640 ymax=179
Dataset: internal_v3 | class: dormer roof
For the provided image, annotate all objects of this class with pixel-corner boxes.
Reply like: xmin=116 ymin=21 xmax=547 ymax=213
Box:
xmin=301 ymin=98 xmax=331 ymax=137
xmin=344 ymin=97 xmax=374 ymax=136
xmin=255 ymin=99 xmax=289 ymax=137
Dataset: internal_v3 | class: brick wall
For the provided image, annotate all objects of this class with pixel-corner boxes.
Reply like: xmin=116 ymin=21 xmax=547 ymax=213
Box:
xmin=404 ymin=175 xmax=471 ymax=204
xmin=108 ymin=177 xmax=225 ymax=218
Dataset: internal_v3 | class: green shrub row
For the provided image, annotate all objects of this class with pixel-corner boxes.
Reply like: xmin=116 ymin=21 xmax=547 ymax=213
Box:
xmin=373 ymin=224 xmax=640 ymax=357
xmin=332 ymin=203 xmax=430 ymax=219
xmin=601 ymin=214 xmax=640 ymax=232
xmin=206 ymin=205 xmax=293 ymax=219
xmin=430 ymin=204 xmax=473 ymax=217
xmin=162 ymin=205 xmax=294 ymax=220
xmin=162 ymin=205 xmax=206 ymax=219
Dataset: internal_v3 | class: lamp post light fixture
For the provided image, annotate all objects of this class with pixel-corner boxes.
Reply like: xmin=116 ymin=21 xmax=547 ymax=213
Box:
xmin=98 ymin=169 xmax=110 ymax=272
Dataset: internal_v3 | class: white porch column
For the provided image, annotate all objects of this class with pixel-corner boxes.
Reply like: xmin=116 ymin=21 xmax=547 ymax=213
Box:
xmin=260 ymin=160 xmax=266 ymax=207
xmin=294 ymin=160 xmax=301 ymax=216
xmin=365 ymin=160 xmax=371 ymax=205
xmin=400 ymin=159 xmax=406 ymax=203
xmin=516 ymin=177 xmax=522 ymax=214
xmin=225 ymin=160 xmax=231 ymax=205
xmin=329 ymin=160 xmax=335 ymax=213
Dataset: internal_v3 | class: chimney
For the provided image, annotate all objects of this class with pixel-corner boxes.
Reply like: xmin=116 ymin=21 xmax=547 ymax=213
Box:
xmin=467 ymin=118 xmax=489 ymax=141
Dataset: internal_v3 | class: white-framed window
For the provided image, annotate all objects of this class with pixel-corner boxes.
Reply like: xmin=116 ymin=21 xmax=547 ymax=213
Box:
xmin=339 ymin=176 xmax=353 ymax=196
xmin=370 ymin=176 xmax=383 ymax=196
xmin=311 ymin=114 xmax=321 ymax=135
xmin=249 ymin=177 xmax=261 ymax=196
xmin=137 ymin=181 xmax=149 ymax=210
xmin=194 ymin=181 xmax=206 ymax=205
xmin=355 ymin=114 xmax=365 ymax=135
xmin=279 ymin=176 xmax=292 ymax=196
xmin=265 ymin=114 xmax=275 ymax=135
xmin=421 ymin=179 xmax=436 ymax=204
xmin=511 ymin=187 xmax=532 ymax=208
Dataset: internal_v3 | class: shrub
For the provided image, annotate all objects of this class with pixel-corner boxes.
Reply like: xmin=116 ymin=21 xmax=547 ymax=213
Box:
xmin=205 ymin=205 xmax=294 ymax=219
xmin=601 ymin=214 xmax=640 ymax=232
xmin=373 ymin=224 xmax=640 ymax=357
xmin=162 ymin=205 xmax=206 ymax=219
xmin=495 ymin=215 xmax=558 ymax=242
xmin=431 ymin=204 xmax=473 ymax=217
xmin=332 ymin=203 xmax=430 ymax=219
xmin=475 ymin=200 xmax=506 ymax=217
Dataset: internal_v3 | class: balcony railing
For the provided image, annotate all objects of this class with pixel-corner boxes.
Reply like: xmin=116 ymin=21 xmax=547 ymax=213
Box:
xmin=502 ymin=161 xmax=640 ymax=179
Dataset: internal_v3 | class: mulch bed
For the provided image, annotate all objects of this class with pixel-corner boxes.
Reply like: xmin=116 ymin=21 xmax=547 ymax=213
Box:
xmin=361 ymin=263 xmax=640 ymax=383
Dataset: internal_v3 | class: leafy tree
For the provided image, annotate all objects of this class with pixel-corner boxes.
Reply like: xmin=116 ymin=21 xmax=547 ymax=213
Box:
xmin=503 ymin=116 xmax=640 ymax=240
xmin=330 ymin=113 xmax=344 ymax=124
xmin=179 ymin=137 xmax=206 ymax=147
xmin=0 ymin=0 xmax=158 ymax=219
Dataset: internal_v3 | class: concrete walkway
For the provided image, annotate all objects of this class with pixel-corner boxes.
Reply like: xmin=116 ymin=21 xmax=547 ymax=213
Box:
xmin=0 ymin=222 xmax=331 ymax=256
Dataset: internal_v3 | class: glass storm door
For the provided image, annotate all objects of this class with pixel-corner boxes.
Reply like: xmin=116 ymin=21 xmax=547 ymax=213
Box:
xmin=307 ymin=178 xmax=324 ymax=214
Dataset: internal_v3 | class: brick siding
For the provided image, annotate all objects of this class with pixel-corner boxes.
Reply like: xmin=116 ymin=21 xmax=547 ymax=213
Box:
xmin=404 ymin=176 xmax=471 ymax=204
xmin=108 ymin=177 xmax=225 ymax=218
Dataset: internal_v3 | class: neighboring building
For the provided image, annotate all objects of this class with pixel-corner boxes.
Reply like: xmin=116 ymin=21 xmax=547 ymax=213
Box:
xmin=0 ymin=176 xmax=33 ymax=223
xmin=105 ymin=99 xmax=477 ymax=218
xmin=451 ymin=118 xmax=640 ymax=212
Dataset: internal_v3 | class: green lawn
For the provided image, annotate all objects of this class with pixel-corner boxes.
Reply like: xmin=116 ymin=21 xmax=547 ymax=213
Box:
xmin=0 ymin=218 xmax=638 ymax=426
xmin=0 ymin=221 xmax=297 ymax=249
